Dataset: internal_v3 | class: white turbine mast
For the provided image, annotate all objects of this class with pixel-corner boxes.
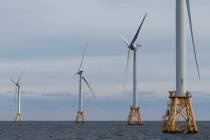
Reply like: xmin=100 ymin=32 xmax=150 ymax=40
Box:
xmin=176 ymin=0 xmax=200 ymax=97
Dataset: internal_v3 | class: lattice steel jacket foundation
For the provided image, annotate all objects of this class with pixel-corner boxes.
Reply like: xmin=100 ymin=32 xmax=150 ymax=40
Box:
xmin=15 ymin=112 xmax=22 ymax=122
xmin=162 ymin=91 xmax=197 ymax=133
xmin=75 ymin=111 xmax=84 ymax=123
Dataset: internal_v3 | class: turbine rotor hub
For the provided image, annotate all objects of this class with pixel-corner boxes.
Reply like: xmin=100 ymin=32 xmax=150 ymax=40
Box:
xmin=77 ymin=70 xmax=84 ymax=75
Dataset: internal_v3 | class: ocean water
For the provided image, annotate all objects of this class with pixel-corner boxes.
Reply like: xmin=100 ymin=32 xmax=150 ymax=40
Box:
xmin=0 ymin=121 xmax=209 ymax=140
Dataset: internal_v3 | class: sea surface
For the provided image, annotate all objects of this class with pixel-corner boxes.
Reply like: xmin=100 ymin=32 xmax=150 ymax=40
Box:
xmin=0 ymin=121 xmax=209 ymax=140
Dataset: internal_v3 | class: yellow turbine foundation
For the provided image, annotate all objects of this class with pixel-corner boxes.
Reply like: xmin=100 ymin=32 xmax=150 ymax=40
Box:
xmin=128 ymin=107 xmax=143 ymax=125
xmin=15 ymin=112 xmax=22 ymax=122
xmin=75 ymin=111 xmax=84 ymax=123
xmin=162 ymin=91 xmax=198 ymax=133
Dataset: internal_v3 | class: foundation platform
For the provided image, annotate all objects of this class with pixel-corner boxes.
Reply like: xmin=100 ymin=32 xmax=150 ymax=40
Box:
xmin=128 ymin=106 xmax=143 ymax=125
xmin=75 ymin=111 xmax=84 ymax=123
xmin=15 ymin=112 xmax=22 ymax=122
xmin=162 ymin=91 xmax=198 ymax=133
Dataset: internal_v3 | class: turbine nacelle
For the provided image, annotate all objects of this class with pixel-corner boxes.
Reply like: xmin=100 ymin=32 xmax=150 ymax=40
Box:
xmin=16 ymin=83 xmax=20 ymax=88
xmin=76 ymin=70 xmax=84 ymax=75
xmin=130 ymin=43 xmax=142 ymax=50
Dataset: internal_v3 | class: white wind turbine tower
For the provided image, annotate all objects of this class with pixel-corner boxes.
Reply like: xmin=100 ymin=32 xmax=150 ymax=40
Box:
xmin=162 ymin=0 xmax=200 ymax=133
xmin=10 ymin=71 xmax=24 ymax=122
xmin=121 ymin=13 xmax=147 ymax=125
xmin=73 ymin=46 xmax=95 ymax=123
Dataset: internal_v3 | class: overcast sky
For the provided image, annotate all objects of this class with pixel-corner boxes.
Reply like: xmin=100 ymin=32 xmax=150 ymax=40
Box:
xmin=0 ymin=0 xmax=210 ymax=121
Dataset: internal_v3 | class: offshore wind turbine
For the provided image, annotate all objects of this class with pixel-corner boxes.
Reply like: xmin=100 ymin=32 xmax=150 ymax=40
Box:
xmin=162 ymin=0 xmax=200 ymax=133
xmin=121 ymin=13 xmax=147 ymax=125
xmin=10 ymin=71 xmax=24 ymax=122
xmin=73 ymin=46 xmax=95 ymax=123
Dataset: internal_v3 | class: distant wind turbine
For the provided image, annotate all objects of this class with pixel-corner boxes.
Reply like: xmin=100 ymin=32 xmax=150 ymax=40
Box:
xmin=10 ymin=71 xmax=24 ymax=122
xmin=73 ymin=45 xmax=95 ymax=123
xmin=121 ymin=13 xmax=147 ymax=125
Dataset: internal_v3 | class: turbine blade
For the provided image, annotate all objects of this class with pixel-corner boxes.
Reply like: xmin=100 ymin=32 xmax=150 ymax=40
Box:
xmin=17 ymin=70 xmax=25 ymax=83
xmin=78 ymin=44 xmax=88 ymax=72
xmin=120 ymin=35 xmax=130 ymax=47
xmin=131 ymin=12 xmax=147 ymax=45
xmin=82 ymin=76 xmax=96 ymax=98
xmin=64 ymin=73 xmax=77 ymax=78
xmin=123 ymin=49 xmax=131 ymax=93
xmin=10 ymin=78 xmax=16 ymax=85
xmin=186 ymin=0 xmax=200 ymax=79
